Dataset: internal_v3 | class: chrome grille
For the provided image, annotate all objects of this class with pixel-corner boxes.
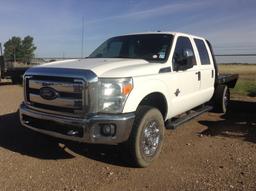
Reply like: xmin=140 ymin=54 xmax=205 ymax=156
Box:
xmin=24 ymin=75 xmax=87 ymax=117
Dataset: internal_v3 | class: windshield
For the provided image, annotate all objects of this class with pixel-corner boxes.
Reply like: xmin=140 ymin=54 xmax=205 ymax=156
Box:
xmin=88 ymin=34 xmax=173 ymax=62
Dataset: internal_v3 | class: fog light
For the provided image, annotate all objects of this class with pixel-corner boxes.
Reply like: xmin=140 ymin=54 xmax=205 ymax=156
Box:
xmin=100 ymin=124 xmax=116 ymax=137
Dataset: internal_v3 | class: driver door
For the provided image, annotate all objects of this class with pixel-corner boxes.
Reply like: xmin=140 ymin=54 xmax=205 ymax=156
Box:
xmin=168 ymin=36 xmax=201 ymax=116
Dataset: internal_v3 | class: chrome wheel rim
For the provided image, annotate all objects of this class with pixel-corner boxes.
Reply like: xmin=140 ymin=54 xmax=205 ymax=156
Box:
xmin=224 ymin=89 xmax=229 ymax=108
xmin=141 ymin=121 xmax=161 ymax=156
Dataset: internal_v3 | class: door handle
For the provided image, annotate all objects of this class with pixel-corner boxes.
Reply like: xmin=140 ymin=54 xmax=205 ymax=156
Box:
xmin=195 ymin=71 xmax=201 ymax=81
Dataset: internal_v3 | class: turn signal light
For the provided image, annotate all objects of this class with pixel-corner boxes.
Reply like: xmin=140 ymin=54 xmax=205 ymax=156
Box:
xmin=122 ymin=83 xmax=133 ymax=95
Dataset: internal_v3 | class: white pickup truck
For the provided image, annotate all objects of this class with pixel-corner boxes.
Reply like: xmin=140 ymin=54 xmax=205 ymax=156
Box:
xmin=20 ymin=32 xmax=238 ymax=167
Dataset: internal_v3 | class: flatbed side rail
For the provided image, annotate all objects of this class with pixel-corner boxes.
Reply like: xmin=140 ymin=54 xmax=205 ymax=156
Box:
xmin=217 ymin=74 xmax=239 ymax=88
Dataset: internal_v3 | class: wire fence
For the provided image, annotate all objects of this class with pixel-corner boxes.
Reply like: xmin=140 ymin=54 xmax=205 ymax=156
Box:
xmin=215 ymin=54 xmax=256 ymax=64
xmin=35 ymin=54 xmax=256 ymax=64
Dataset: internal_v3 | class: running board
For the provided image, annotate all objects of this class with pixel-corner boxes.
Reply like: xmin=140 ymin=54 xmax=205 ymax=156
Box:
xmin=165 ymin=105 xmax=213 ymax=129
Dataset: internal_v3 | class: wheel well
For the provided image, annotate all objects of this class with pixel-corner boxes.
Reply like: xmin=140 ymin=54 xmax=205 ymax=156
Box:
xmin=137 ymin=92 xmax=168 ymax=119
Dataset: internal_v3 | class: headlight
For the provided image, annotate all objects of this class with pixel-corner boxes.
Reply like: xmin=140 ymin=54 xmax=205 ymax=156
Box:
xmin=98 ymin=78 xmax=133 ymax=113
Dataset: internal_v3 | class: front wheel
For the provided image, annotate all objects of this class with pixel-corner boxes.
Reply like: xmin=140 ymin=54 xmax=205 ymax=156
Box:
xmin=126 ymin=106 xmax=165 ymax=167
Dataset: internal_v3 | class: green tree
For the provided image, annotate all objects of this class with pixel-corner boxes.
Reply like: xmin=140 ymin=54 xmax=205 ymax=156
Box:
xmin=4 ymin=35 xmax=36 ymax=63
xmin=3 ymin=36 xmax=22 ymax=62
xmin=21 ymin=36 xmax=37 ymax=63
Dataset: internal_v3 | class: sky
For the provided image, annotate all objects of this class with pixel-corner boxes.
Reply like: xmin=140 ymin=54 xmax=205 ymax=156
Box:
xmin=0 ymin=0 xmax=256 ymax=58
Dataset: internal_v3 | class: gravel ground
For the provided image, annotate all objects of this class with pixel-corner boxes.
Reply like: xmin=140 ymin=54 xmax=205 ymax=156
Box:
xmin=0 ymin=83 xmax=255 ymax=191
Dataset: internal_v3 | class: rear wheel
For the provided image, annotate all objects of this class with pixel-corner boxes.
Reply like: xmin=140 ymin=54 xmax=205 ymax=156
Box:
xmin=213 ymin=85 xmax=230 ymax=113
xmin=126 ymin=106 xmax=165 ymax=167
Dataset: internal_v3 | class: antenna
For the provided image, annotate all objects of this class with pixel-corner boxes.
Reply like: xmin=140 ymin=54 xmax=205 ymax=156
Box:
xmin=81 ymin=16 xmax=85 ymax=58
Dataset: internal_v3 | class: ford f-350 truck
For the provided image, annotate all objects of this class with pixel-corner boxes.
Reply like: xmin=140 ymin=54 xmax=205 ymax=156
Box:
xmin=20 ymin=32 xmax=238 ymax=167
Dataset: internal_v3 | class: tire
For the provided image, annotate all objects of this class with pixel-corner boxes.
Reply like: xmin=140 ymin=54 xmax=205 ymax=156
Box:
xmin=125 ymin=106 xmax=165 ymax=167
xmin=213 ymin=85 xmax=230 ymax=113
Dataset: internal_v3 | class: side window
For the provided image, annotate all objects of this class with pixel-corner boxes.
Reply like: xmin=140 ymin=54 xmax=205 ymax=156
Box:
xmin=172 ymin=37 xmax=196 ymax=71
xmin=194 ymin=39 xmax=210 ymax=65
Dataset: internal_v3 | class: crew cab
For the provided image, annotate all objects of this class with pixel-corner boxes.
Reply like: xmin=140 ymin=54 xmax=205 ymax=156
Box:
xmin=19 ymin=32 xmax=238 ymax=167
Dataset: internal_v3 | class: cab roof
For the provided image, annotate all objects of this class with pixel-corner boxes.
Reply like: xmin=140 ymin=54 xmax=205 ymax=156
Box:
xmin=117 ymin=31 xmax=206 ymax=40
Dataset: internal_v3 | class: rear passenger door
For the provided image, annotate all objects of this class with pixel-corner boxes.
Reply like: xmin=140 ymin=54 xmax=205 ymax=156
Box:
xmin=194 ymin=39 xmax=215 ymax=102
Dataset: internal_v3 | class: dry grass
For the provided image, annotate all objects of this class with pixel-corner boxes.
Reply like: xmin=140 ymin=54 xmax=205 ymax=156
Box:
xmin=218 ymin=64 xmax=256 ymax=81
xmin=218 ymin=64 xmax=256 ymax=97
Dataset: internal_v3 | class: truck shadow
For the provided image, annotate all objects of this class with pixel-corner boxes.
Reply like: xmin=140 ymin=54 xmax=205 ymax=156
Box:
xmin=0 ymin=112 xmax=74 ymax=159
xmin=0 ymin=111 xmax=130 ymax=167
xmin=64 ymin=142 xmax=131 ymax=167
xmin=199 ymin=100 xmax=256 ymax=143
xmin=2 ymin=100 xmax=254 ymax=166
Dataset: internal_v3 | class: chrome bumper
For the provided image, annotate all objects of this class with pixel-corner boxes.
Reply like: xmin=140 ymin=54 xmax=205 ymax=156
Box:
xmin=19 ymin=103 xmax=135 ymax=145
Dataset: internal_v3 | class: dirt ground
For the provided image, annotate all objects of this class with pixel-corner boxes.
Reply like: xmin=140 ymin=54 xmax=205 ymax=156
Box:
xmin=0 ymin=83 xmax=255 ymax=191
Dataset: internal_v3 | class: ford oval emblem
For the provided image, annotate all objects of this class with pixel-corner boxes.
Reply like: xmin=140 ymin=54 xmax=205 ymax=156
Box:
xmin=39 ymin=87 xmax=58 ymax=100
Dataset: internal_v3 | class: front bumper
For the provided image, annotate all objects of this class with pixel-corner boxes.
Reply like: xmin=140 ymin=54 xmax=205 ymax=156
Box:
xmin=19 ymin=103 xmax=135 ymax=145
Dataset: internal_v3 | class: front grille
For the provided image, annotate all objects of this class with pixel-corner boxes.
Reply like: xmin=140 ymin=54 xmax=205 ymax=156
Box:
xmin=24 ymin=75 xmax=87 ymax=117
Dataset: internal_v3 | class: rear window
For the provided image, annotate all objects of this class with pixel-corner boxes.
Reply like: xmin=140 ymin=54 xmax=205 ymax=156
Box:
xmin=194 ymin=39 xmax=210 ymax=65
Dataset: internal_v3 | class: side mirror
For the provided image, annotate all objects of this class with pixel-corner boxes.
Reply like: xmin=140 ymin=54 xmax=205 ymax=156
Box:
xmin=175 ymin=49 xmax=194 ymax=71
xmin=183 ymin=49 xmax=194 ymax=58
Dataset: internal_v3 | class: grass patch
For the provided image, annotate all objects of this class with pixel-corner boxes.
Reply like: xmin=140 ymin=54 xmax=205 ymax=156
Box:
xmin=230 ymin=79 xmax=256 ymax=97
xmin=218 ymin=64 xmax=256 ymax=97
xmin=248 ymin=87 xmax=256 ymax=97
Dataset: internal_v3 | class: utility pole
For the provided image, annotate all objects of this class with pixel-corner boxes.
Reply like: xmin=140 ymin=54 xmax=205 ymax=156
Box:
xmin=0 ymin=43 xmax=2 ymax=56
xmin=13 ymin=47 xmax=16 ymax=62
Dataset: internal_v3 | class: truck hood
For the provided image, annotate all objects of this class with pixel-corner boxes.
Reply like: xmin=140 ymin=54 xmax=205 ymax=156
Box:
xmin=35 ymin=58 xmax=164 ymax=77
